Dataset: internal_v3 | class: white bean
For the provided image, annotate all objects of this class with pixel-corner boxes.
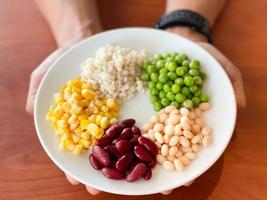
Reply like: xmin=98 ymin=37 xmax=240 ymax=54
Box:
xmin=181 ymin=122 xmax=191 ymax=130
xmin=148 ymin=129 xmax=155 ymax=141
xmin=150 ymin=115 xmax=159 ymax=123
xmin=192 ymin=144 xmax=201 ymax=152
xmin=174 ymin=159 xmax=184 ymax=171
xmin=183 ymin=130 xmax=194 ymax=139
xmin=180 ymin=116 xmax=189 ymax=124
xmin=191 ymin=134 xmax=202 ymax=144
xmin=194 ymin=108 xmax=202 ymax=117
xmin=163 ymin=134 xmax=170 ymax=144
xmin=180 ymin=107 xmax=190 ymax=116
xmin=142 ymin=134 xmax=149 ymax=138
xmin=163 ymin=161 xmax=175 ymax=171
xmin=185 ymin=152 xmax=197 ymax=160
xmin=155 ymin=132 xmax=164 ymax=144
xmin=168 ymin=115 xmax=180 ymax=125
xmin=203 ymin=135 xmax=212 ymax=146
xmin=169 ymin=136 xmax=179 ymax=146
xmin=195 ymin=118 xmax=204 ymax=128
xmin=176 ymin=150 xmax=183 ymax=157
xmin=179 ymin=136 xmax=190 ymax=147
xmin=159 ymin=113 xmax=168 ymax=123
xmin=164 ymin=124 xmax=174 ymax=135
xmin=154 ymin=123 xmax=164 ymax=132
xmin=143 ymin=122 xmax=153 ymax=131
xmin=179 ymin=156 xmax=191 ymax=166
xmin=170 ymin=109 xmax=179 ymax=116
xmin=174 ymin=124 xmax=182 ymax=135
xmin=199 ymin=102 xmax=211 ymax=111
xmin=155 ymin=141 xmax=162 ymax=148
xmin=169 ymin=146 xmax=178 ymax=156
xmin=167 ymin=155 xmax=175 ymax=162
xmin=180 ymin=146 xmax=192 ymax=153
xmin=188 ymin=112 xmax=196 ymax=120
xmin=165 ymin=105 xmax=176 ymax=113
xmin=156 ymin=154 xmax=166 ymax=164
xmin=161 ymin=144 xmax=169 ymax=156
xmin=191 ymin=124 xmax=201 ymax=134
xmin=201 ymin=126 xmax=212 ymax=135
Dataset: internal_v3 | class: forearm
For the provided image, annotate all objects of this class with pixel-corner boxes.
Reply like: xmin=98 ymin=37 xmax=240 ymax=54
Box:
xmin=35 ymin=0 xmax=102 ymax=47
xmin=165 ymin=0 xmax=227 ymax=42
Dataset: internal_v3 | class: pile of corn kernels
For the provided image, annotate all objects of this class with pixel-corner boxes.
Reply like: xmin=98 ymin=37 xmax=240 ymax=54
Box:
xmin=46 ymin=77 xmax=119 ymax=155
xmin=142 ymin=103 xmax=212 ymax=171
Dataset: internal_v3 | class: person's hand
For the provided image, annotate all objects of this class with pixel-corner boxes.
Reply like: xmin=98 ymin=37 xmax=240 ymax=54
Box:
xmin=166 ymin=27 xmax=246 ymax=108
xmin=25 ymin=47 xmax=101 ymax=195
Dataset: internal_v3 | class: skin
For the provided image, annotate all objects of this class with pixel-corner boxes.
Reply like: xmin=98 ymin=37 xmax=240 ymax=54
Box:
xmin=26 ymin=0 xmax=246 ymax=196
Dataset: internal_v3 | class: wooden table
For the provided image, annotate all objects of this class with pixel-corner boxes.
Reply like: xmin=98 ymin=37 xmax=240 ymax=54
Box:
xmin=0 ymin=0 xmax=266 ymax=199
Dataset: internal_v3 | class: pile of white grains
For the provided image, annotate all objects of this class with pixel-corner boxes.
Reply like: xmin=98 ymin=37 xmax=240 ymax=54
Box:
xmin=142 ymin=103 xmax=212 ymax=171
xmin=81 ymin=44 xmax=148 ymax=101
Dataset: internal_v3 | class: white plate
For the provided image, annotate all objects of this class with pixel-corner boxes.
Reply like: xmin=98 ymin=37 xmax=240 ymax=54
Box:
xmin=34 ymin=28 xmax=236 ymax=195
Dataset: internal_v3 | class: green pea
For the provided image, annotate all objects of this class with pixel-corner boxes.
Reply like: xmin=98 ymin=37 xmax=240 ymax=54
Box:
xmin=159 ymin=68 xmax=168 ymax=74
xmin=156 ymin=60 xmax=165 ymax=69
xmin=174 ymin=55 xmax=183 ymax=65
xmin=200 ymin=72 xmax=207 ymax=80
xmin=181 ymin=87 xmax=190 ymax=96
xmin=163 ymin=84 xmax=171 ymax=93
xmin=147 ymin=65 xmax=157 ymax=74
xmin=180 ymin=54 xmax=188 ymax=61
xmin=161 ymin=98 xmax=170 ymax=107
xmin=192 ymin=97 xmax=200 ymax=106
xmin=171 ymin=84 xmax=181 ymax=93
xmin=167 ymin=72 xmax=177 ymax=80
xmin=168 ymin=80 xmax=174 ymax=86
xmin=151 ymin=88 xmax=159 ymax=96
xmin=182 ymin=60 xmax=190 ymax=67
xmin=159 ymin=91 xmax=166 ymax=99
xmin=171 ymin=101 xmax=180 ymax=108
xmin=183 ymin=99 xmax=193 ymax=109
xmin=166 ymin=57 xmax=174 ymax=64
xmin=189 ymin=69 xmax=200 ymax=76
xmin=159 ymin=73 xmax=168 ymax=83
xmin=164 ymin=53 xmax=171 ymax=58
xmin=143 ymin=61 xmax=151 ymax=70
xmin=175 ymin=93 xmax=186 ymax=103
xmin=187 ymin=93 xmax=192 ymax=99
xmin=150 ymin=95 xmax=159 ymax=103
xmin=189 ymin=60 xmax=200 ymax=69
xmin=189 ymin=85 xmax=198 ymax=93
xmin=154 ymin=54 xmax=163 ymax=60
xmin=141 ymin=73 xmax=149 ymax=81
xmin=153 ymin=102 xmax=162 ymax=111
xmin=156 ymin=82 xmax=163 ymax=90
xmin=167 ymin=62 xmax=177 ymax=72
xmin=194 ymin=89 xmax=201 ymax=97
xmin=151 ymin=60 xmax=157 ymax=65
xmin=166 ymin=92 xmax=175 ymax=101
xmin=176 ymin=67 xmax=186 ymax=76
xmin=150 ymin=73 xmax=159 ymax=82
xmin=193 ymin=76 xmax=203 ymax=85
xmin=175 ymin=78 xmax=184 ymax=85
xmin=149 ymin=82 xmax=156 ymax=89
xmin=184 ymin=76 xmax=194 ymax=86
xmin=200 ymin=94 xmax=209 ymax=102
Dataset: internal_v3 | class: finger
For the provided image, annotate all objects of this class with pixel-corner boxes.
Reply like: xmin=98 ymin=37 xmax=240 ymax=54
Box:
xmin=26 ymin=47 xmax=68 ymax=115
xmin=85 ymin=186 xmax=101 ymax=195
xmin=161 ymin=189 xmax=173 ymax=195
xmin=183 ymin=179 xmax=195 ymax=186
xmin=65 ymin=173 xmax=80 ymax=185
xmin=199 ymin=43 xmax=246 ymax=108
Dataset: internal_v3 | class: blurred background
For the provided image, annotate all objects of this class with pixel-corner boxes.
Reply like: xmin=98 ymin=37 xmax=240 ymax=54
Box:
xmin=0 ymin=0 xmax=266 ymax=199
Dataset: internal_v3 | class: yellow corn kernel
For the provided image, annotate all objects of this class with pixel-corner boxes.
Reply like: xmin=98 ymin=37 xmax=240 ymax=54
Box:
xmin=68 ymin=114 xmax=78 ymax=124
xmin=70 ymin=105 xmax=82 ymax=115
xmin=96 ymin=128 xmax=105 ymax=139
xmin=73 ymin=144 xmax=84 ymax=155
xmin=67 ymin=80 xmax=75 ymax=88
xmin=94 ymin=99 xmax=103 ymax=107
xmin=62 ymin=113 xmax=70 ymax=121
xmin=60 ymin=133 xmax=69 ymax=143
xmin=95 ymin=115 xmax=102 ymax=126
xmin=100 ymin=117 xmax=109 ymax=129
xmin=57 ymin=120 xmax=68 ymax=129
xmin=62 ymin=102 xmax=71 ymax=113
xmin=63 ymin=92 xmax=71 ymax=101
xmin=74 ymin=127 xmax=83 ymax=135
xmin=104 ymin=112 xmax=113 ymax=120
xmin=70 ymin=120 xmax=79 ymax=130
xmin=78 ymin=114 xmax=88 ymax=121
xmin=57 ymin=128 xmax=69 ymax=135
xmin=66 ymin=144 xmax=75 ymax=151
xmin=88 ymin=115 xmax=96 ymax=123
xmin=60 ymin=84 xmax=67 ymax=94
xmin=101 ymin=106 xmax=109 ymax=113
xmin=107 ymin=99 xmax=119 ymax=110
xmin=72 ymin=87 xmax=80 ymax=94
xmin=84 ymin=107 xmax=93 ymax=114
xmin=110 ymin=118 xmax=118 ymax=124
xmin=53 ymin=106 xmax=64 ymax=118
xmin=72 ymin=134 xmax=80 ymax=143
xmin=80 ymin=120 xmax=90 ymax=130
xmin=111 ymin=111 xmax=118 ymax=118
xmin=58 ymin=143 xmax=65 ymax=151
xmin=64 ymin=139 xmax=73 ymax=147
xmin=46 ymin=114 xmax=56 ymax=122
xmin=54 ymin=93 xmax=64 ymax=104
xmin=87 ymin=123 xmax=100 ymax=138
xmin=81 ymin=89 xmax=95 ymax=100
xmin=81 ymin=132 xmax=89 ymax=140
xmin=92 ymin=106 xmax=99 ymax=114
xmin=98 ymin=111 xmax=105 ymax=116
xmin=73 ymin=77 xmax=82 ymax=87
xmin=79 ymin=138 xmax=90 ymax=148
xmin=79 ymin=99 xmax=89 ymax=108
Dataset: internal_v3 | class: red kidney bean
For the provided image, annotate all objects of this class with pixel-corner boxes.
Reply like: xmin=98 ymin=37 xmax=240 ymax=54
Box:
xmin=89 ymin=154 xmax=102 ymax=170
xmin=129 ymin=135 xmax=139 ymax=149
xmin=104 ymin=145 xmax=122 ymax=159
xmin=132 ymin=126 xmax=141 ymax=136
xmin=126 ymin=163 xmax=147 ymax=182
xmin=148 ymin=158 xmax=157 ymax=168
xmin=117 ymin=128 xmax=133 ymax=140
xmin=115 ymin=140 xmax=130 ymax=154
xmin=106 ymin=124 xmax=125 ymax=138
xmin=143 ymin=167 xmax=152 ymax=180
xmin=95 ymin=135 xmax=111 ymax=147
xmin=137 ymin=136 xmax=158 ymax=156
xmin=134 ymin=145 xmax=153 ymax=162
xmin=92 ymin=146 xmax=111 ymax=167
xmin=119 ymin=118 xmax=136 ymax=127
xmin=116 ymin=153 xmax=133 ymax=171
xmin=102 ymin=167 xmax=126 ymax=180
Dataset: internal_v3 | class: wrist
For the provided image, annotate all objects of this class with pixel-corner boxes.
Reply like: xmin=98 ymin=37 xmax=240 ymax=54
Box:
xmin=166 ymin=26 xmax=208 ymax=43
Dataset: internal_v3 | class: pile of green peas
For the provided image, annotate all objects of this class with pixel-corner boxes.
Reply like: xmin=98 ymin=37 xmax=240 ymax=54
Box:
xmin=141 ymin=52 xmax=209 ymax=111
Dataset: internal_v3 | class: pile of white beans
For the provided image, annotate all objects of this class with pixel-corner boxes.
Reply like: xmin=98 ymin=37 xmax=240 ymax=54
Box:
xmin=142 ymin=103 xmax=212 ymax=171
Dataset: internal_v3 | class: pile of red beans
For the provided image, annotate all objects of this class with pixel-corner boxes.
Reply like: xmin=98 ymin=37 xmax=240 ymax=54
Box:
xmin=89 ymin=119 xmax=158 ymax=182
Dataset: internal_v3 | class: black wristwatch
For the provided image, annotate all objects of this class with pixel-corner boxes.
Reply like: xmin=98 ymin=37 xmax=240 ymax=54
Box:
xmin=155 ymin=10 xmax=212 ymax=43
